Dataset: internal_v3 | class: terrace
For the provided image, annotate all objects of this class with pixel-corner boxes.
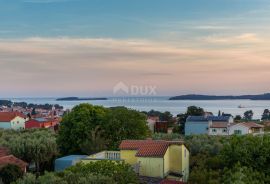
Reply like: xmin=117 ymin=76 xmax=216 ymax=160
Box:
xmin=83 ymin=151 xmax=122 ymax=161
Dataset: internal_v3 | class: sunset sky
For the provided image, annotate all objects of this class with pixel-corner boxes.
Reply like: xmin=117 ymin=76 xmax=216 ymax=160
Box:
xmin=1 ymin=0 xmax=270 ymax=97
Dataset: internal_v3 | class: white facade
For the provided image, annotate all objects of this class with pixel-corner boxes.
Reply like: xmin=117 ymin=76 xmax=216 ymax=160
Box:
xmin=10 ymin=116 xmax=26 ymax=130
xmin=229 ymin=124 xmax=250 ymax=135
xmin=209 ymin=127 xmax=228 ymax=136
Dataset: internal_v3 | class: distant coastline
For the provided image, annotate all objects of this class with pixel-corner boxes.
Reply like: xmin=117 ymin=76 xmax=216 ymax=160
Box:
xmin=169 ymin=93 xmax=270 ymax=100
xmin=56 ymin=97 xmax=108 ymax=101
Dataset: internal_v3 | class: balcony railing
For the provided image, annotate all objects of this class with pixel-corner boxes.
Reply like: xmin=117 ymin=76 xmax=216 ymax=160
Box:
xmin=86 ymin=151 xmax=121 ymax=161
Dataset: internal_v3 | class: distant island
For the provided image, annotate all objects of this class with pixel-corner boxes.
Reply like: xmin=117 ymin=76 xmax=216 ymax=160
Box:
xmin=56 ymin=97 xmax=108 ymax=101
xmin=169 ymin=93 xmax=270 ymax=100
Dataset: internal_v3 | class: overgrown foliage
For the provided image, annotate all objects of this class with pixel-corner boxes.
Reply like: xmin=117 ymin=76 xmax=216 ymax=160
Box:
xmin=0 ymin=129 xmax=58 ymax=174
xmin=58 ymin=104 xmax=149 ymax=154
xmin=0 ymin=164 xmax=23 ymax=184
xmin=66 ymin=161 xmax=139 ymax=184
xmin=14 ymin=161 xmax=138 ymax=184
xmin=185 ymin=134 xmax=270 ymax=184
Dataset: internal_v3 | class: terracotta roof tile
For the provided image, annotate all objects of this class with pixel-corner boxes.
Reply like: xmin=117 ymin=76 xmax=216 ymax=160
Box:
xmin=241 ymin=122 xmax=264 ymax=128
xmin=0 ymin=155 xmax=28 ymax=171
xmin=0 ymin=112 xmax=26 ymax=122
xmin=120 ymin=140 xmax=184 ymax=158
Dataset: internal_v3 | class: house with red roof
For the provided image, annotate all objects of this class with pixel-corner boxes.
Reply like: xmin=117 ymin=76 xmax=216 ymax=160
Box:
xmin=25 ymin=117 xmax=59 ymax=129
xmin=81 ymin=139 xmax=189 ymax=182
xmin=119 ymin=140 xmax=189 ymax=182
xmin=0 ymin=112 xmax=27 ymax=130
xmin=0 ymin=147 xmax=28 ymax=172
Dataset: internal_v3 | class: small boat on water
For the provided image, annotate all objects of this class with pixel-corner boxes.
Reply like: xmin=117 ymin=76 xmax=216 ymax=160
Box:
xmin=238 ymin=105 xmax=246 ymax=108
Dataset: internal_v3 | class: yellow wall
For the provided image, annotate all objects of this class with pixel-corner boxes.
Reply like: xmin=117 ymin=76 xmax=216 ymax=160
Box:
xmin=164 ymin=148 xmax=170 ymax=175
xmin=181 ymin=146 xmax=190 ymax=182
xmin=137 ymin=157 xmax=164 ymax=178
xmin=168 ymin=145 xmax=182 ymax=173
xmin=120 ymin=150 xmax=138 ymax=165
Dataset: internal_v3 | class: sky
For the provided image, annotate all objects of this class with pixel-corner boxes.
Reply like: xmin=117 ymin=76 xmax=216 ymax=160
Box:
xmin=1 ymin=0 xmax=270 ymax=97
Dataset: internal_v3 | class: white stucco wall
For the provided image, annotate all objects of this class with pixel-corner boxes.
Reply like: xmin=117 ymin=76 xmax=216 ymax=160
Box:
xmin=229 ymin=124 xmax=249 ymax=135
xmin=10 ymin=116 xmax=26 ymax=130
xmin=209 ymin=127 xmax=228 ymax=136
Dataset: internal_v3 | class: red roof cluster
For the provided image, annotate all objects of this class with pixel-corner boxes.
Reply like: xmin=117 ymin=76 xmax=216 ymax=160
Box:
xmin=0 ymin=111 xmax=26 ymax=122
xmin=120 ymin=140 xmax=184 ymax=158
xmin=0 ymin=147 xmax=28 ymax=172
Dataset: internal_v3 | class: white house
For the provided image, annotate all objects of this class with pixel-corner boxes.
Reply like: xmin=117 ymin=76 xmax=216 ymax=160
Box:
xmin=209 ymin=122 xmax=229 ymax=136
xmin=185 ymin=115 xmax=234 ymax=136
xmin=0 ymin=112 xmax=27 ymax=130
xmin=229 ymin=122 xmax=264 ymax=135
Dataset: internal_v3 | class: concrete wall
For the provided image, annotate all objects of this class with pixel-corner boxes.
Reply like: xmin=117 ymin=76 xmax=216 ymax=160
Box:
xmin=209 ymin=127 xmax=228 ymax=136
xmin=185 ymin=121 xmax=209 ymax=135
xmin=137 ymin=157 xmax=164 ymax=178
xmin=229 ymin=124 xmax=249 ymax=135
xmin=0 ymin=122 xmax=11 ymax=129
xmin=181 ymin=146 xmax=190 ymax=182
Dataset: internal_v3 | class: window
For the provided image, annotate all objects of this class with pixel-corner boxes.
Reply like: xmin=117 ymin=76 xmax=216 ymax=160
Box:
xmin=234 ymin=130 xmax=242 ymax=135
xmin=17 ymin=121 xmax=19 ymax=124
xmin=184 ymin=149 xmax=187 ymax=158
xmin=223 ymin=128 xmax=227 ymax=133
xmin=212 ymin=129 xmax=216 ymax=132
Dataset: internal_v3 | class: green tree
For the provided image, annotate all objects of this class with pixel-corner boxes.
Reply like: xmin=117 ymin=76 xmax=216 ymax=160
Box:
xmin=104 ymin=107 xmax=149 ymax=150
xmin=244 ymin=110 xmax=253 ymax=121
xmin=79 ymin=125 xmax=108 ymax=155
xmin=262 ymin=109 xmax=270 ymax=121
xmin=57 ymin=104 xmax=107 ymax=154
xmin=220 ymin=135 xmax=270 ymax=174
xmin=0 ymin=164 xmax=23 ymax=184
xmin=223 ymin=163 xmax=269 ymax=184
xmin=177 ymin=106 xmax=205 ymax=134
xmin=66 ymin=161 xmax=139 ymax=184
xmin=0 ymin=129 xmax=58 ymax=174
xmin=13 ymin=172 xmax=115 ymax=184
xmin=186 ymin=106 xmax=205 ymax=116
xmin=234 ymin=115 xmax=242 ymax=122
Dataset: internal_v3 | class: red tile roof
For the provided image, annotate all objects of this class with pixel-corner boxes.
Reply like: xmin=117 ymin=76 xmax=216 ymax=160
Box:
xmin=0 ymin=112 xmax=26 ymax=122
xmin=241 ymin=122 xmax=264 ymax=128
xmin=120 ymin=140 xmax=184 ymax=158
xmin=0 ymin=147 xmax=9 ymax=157
xmin=0 ymin=155 xmax=28 ymax=171
xmin=0 ymin=147 xmax=28 ymax=172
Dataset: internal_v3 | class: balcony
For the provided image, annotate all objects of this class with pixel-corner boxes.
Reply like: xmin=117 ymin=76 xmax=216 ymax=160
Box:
xmin=83 ymin=151 xmax=122 ymax=161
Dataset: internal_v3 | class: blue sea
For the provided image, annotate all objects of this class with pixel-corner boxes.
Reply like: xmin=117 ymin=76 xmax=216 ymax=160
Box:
xmin=3 ymin=97 xmax=270 ymax=119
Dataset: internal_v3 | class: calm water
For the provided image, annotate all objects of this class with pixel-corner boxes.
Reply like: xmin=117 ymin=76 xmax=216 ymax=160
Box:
xmin=4 ymin=97 xmax=270 ymax=119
